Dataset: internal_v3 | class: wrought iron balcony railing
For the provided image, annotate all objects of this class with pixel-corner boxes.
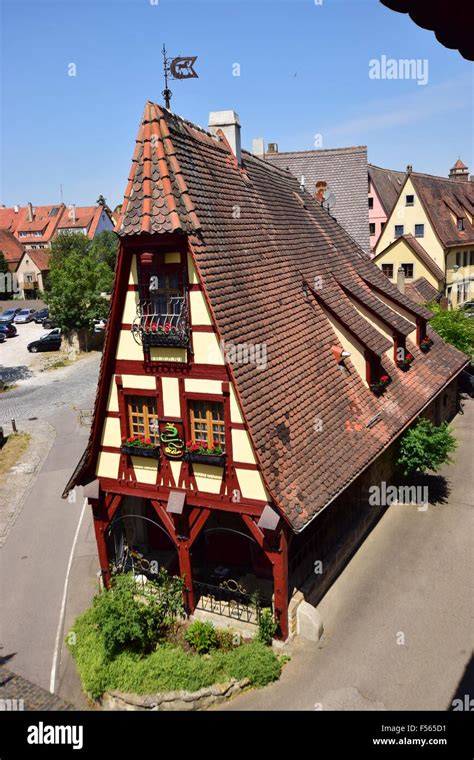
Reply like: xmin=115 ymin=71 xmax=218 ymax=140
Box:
xmin=132 ymin=295 xmax=190 ymax=348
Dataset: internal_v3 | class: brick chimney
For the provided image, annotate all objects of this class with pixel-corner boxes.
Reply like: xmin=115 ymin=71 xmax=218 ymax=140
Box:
xmin=267 ymin=143 xmax=278 ymax=154
xmin=208 ymin=111 xmax=241 ymax=165
xmin=449 ymin=158 xmax=469 ymax=182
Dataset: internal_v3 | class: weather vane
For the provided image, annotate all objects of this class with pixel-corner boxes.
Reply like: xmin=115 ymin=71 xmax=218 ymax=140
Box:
xmin=162 ymin=44 xmax=198 ymax=110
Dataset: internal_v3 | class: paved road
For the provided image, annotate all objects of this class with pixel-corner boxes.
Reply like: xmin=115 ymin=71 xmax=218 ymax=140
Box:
xmin=0 ymin=356 xmax=100 ymax=698
xmin=221 ymin=399 xmax=474 ymax=711
xmin=0 ymin=352 xmax=100 ymax=424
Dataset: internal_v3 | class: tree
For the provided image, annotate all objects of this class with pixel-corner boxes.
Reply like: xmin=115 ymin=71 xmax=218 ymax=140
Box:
xmin=397 ymin=418 xmax=457 ymax=475
xmin=428 ymin=302 xmax=474 ymax=356
xmin=45 ymin=233 xmax=113 ymax=331
xmin=90 ymin=230 xmax=119 ymax=272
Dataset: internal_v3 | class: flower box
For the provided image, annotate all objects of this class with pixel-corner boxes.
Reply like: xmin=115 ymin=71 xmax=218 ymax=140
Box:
xmin=142 ymin=331 xmax=189 ymax=348
xmin=419 ymin=338 xmax=433 ymax=353
xmin=184 ymin=452 xmax=227 ymax=467
xmin=397 ymin=353 xmax=414 ymax=371
xmin=121 ymin=445 xmax=161 ymax=459
xmin=397 ymin=361 xmax=411 ymax=372
xmin=370 ymin=375 xmax=391 ymax=396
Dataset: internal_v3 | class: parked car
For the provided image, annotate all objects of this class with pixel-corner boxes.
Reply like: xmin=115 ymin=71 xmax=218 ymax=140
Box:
xmin=0 ymin=307 xmax=22 ymax=323
xmin=34 ymin=308 xmax=49 ymax=323
xmin=14 ymin=308 xmax=37 ymax=324
xmin=461 ymin=302 xmax=474 ymax=318
xmin=43 ymin=316 xmax=59 ymax=329
xmin=27 ymin=328 xmax=62 ymax=353
xmin=459 ymin=364 xmax=474 ymax=397
xmin=0 ymin=333 xmax=5 ymax=344
xmin=0 ymin=323 xmax=17 ymax=338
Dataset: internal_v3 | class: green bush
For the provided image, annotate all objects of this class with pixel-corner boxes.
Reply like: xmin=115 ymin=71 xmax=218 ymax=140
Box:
xmin=215 ymin=642 xmax=282 ymax=687
xmin=216 ymin=628 xmax=238 ymax=651
xmin=257 ymin=608 xmax=278 ymax=645
xmin=427 ymin=301 xmax=474 ymax=356
xmin=89 ymin=571 xmax=184 ymax=658
xmin=184 ymin=620 xmax=218 ymax=654
xmin=68 ymin=616 xmax=281 ymax=699
xmin=397 ymin=418 xmax=457 ymax=475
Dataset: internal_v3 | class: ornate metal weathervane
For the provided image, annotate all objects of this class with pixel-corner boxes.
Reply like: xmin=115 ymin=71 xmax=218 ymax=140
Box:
xmin=162 ymin=44 xmax=198 ymax=110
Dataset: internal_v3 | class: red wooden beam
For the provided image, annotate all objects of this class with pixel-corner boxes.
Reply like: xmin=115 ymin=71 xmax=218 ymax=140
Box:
xmin=189 ymin=508 xmax=211 ymax=547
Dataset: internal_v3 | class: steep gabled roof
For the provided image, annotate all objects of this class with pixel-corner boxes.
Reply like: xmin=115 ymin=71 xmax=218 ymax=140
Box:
xmin=117 ymin=102 xmax=201 ymax=235
xmin=65 ymin=103 xmax=468 ymax=531
xmin=0 ymin=229 xmax=24 ymax=270
xmin=16 ymin=248 xmax=50 ymax=272
xmin=374 ymin=233 xmax=445 ymax=283
xmin=57 ymin=205 xmax=112 ymax=239
xmin=368 ymin=163 xmax=406 ymax=215
xmin=411 ymin=173 xmax=474 ymax=248
xmin=265 ymin=145 xmax=370 ymax=253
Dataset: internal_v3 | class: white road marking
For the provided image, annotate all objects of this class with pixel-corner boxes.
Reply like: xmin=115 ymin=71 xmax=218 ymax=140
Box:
xmin=49 ymin=495 xmax=88 ymax=693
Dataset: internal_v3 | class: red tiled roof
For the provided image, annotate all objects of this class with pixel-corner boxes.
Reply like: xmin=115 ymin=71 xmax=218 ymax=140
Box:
xmin=368 ymin=164 xmax=406 ymax=216
xmin=411 ymin=174 xmax=474 ymax=247
xmin=18 ymin=248 xmax=50 ymax=272
xmin=0 ymin=229 xmax=24 ymax=270
xmin=405 ymin=277 xmax=441 ymax=305
xmin=3 ymin=205 xmax=65 ymax=244
xmin=452 ymin=159 xmax=468 ymax=170
xmin=65 ymin=103 xmax=469 ymax=531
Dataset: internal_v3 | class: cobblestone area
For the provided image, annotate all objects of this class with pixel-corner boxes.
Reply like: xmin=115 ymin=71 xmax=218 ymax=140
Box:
xmin=0 ymin=419 xmax=56 ymax=547
xmin=0 ymin=666 xmax=75 ymax=711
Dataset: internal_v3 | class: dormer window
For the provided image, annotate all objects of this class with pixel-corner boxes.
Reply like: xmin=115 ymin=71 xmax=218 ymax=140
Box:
xmin=457 ymin=217 xmax=465 ymax=231
xmin=366 ymin=352 xmax=391 ymax=396
xmin=133 ymin=250 xmax=190 ymax=349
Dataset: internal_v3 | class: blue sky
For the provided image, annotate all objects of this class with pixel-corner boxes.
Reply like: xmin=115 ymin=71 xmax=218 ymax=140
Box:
xmin=1 ymin=0 xmax=472 ymax=208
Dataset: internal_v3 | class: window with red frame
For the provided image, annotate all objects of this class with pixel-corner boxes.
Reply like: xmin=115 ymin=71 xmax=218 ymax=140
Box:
xmin=189 ymin=401 xmax=226 ymax=451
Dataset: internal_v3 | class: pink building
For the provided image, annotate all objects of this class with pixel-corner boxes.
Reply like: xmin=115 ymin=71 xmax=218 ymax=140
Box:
xmin=368 ymin=164 xmax=406 ymax=254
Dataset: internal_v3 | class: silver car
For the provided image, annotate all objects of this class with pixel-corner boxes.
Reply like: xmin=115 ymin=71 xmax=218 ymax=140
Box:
xmin=14 ymin=308 xmax=37 ymax=323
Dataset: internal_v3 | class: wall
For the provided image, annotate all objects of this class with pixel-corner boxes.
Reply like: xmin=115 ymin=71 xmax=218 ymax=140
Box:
xmin=445 ymin=247 xmax=474 ymax=308
xmin=368 ymin=178 xmax=387 ymax=253
xmin=93 ymin=210 xmax=115 ymax=236
xmin=374 ymin=237 xmax=443 ymax=290
xmin=97 ymin=247 xmax=271 ymax=504
xmin=375 ymin=177 xmax=445 ymax=273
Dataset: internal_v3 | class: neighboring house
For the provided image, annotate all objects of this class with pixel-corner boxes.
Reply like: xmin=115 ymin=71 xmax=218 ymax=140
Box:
xmin=0 ymin=200 xmax=114 ymax=249
xmin=368 ymin=164 xmax=406 ymax=252
xmin=375 ymin=167 xmax=474 ymax=308
xmin=64 ymin=103 xmax=468 ymax=640
xmin=0 ymin=229 xmax=24 ymax=272
xmin=15 ymin=249 xmax=50 ymax=298
xmin=373 ymin=233 xmax=445 ymax=302
xmin=265 ymin=145 xmax=370 ymax=253
xmin=56 ymin=203 xmax=114 ymax=238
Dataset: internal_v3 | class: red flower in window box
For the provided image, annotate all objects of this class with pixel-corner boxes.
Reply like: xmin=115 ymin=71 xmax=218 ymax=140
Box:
xmin=420 ymin=336 xmax=433 ymax=353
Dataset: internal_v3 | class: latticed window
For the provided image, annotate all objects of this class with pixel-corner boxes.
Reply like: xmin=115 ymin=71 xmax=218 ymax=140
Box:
xmin=149 ymin=271 xmax=181 ymax=317
xmin=127 ymin=396 xmax=159 ymax=444
xmin=189 ymin=401 xmax=226 ymax=450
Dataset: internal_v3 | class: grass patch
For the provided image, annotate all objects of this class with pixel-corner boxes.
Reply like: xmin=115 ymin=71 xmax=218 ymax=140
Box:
xmin=68 ymin=605 xmax=281 ymax=700
xmin=0 ymin=433 xmax=31 ymax=477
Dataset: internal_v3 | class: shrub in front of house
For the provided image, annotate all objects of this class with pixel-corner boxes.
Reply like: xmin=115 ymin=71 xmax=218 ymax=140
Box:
xmin=67 ymin=572 xmax=282 ymax=700
xmin=257 ymin=608 xmax=278 ymax=645
xmin=397 ymin=418 xmax=457 ymax=475
xmin=184 ymin=620 xmax=219 ymax=654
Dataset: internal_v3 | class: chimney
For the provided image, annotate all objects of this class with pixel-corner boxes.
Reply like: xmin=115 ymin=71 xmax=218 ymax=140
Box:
xmin=208 ymin=110 xmax=241 ymax=165
xmin=27 ymin=202 xmax=34 ymax=222
xmin=449 ymin=158 xmax=469 ymax=182
xmin=406 ymin=164 xmax=412 ymax=174
xmin=69 ymin=204 xmax=76 ymax=222
xmin=14 ymin=204 xmax=19 ymax=213
xmin=252 ymin=138 xmax=265 ymax=158
xmin=267 ymin=143 xmax=278 ymax=154
xmin=396 ymin=266 xmax=405 ymax=295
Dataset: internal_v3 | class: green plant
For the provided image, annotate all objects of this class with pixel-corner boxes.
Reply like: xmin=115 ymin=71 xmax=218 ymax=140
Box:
xmin=427 ymin=302 xmax=474 ymax=356
xmin=184 ymin=620 xmax=219 ymax=654
xmin=397 ymin=418 xmax=457 ymax=475
xmin=257 ymin=608 xmax=278 ymax=645
xmin=216 ymin=629 xmax=237 ymax=651
xmin=215 ymin=641 xmax=281 ymax=687
xmin=88 ymin=571 xmax=184 ymax=659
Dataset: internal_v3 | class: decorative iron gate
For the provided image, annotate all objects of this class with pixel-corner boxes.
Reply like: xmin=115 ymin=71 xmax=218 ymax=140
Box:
xmin=192 ymin=579 xmax=273 ymax=625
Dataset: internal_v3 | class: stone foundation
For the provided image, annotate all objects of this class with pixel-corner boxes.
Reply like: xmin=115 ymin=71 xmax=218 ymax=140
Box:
xmin=99 ymin=678 xmax=251 ymax=711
